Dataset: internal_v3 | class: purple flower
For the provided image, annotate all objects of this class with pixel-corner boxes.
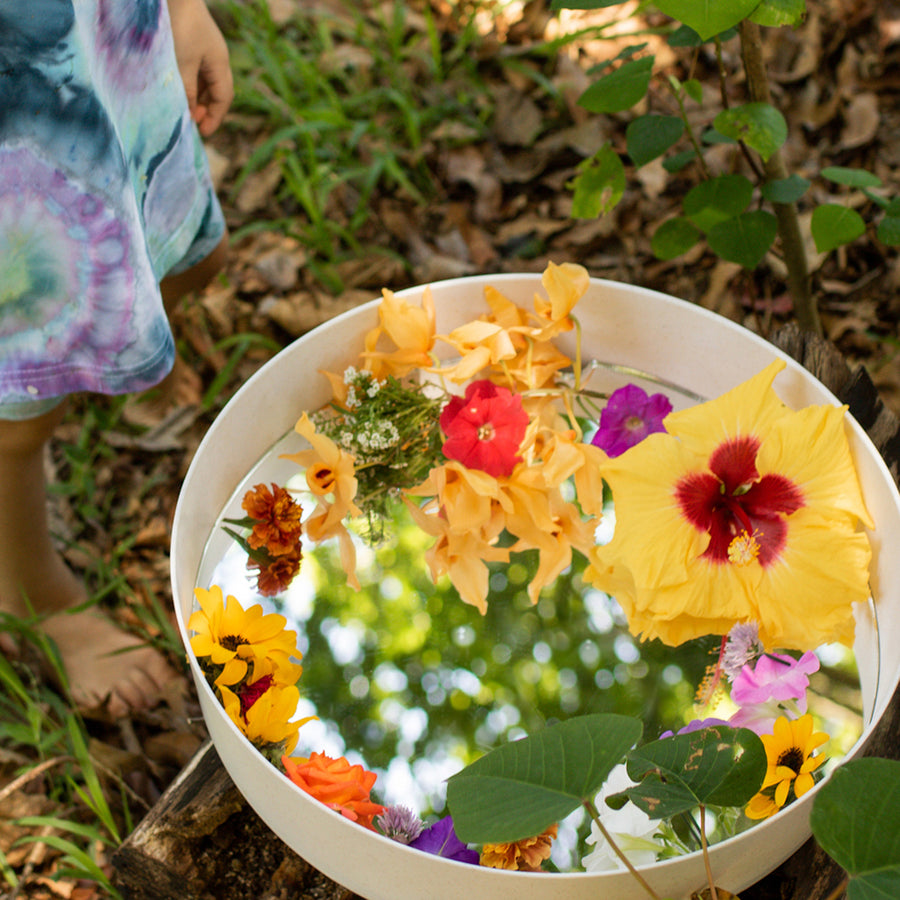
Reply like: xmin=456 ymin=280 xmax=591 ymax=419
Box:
xmin=409 ymin=815 xmax=479 ymax=865
xmin=375 ymin=805 xmax=425 ymax=844
xmin=591 ymin=384 xmax=672 ymax=457
xmin=722 ymin=622 xmax=764 ymax=681
xmin=729 ymin=651 xmax=820 ymax=734
xmin=660 ymin=717 xmax=730 ymax=739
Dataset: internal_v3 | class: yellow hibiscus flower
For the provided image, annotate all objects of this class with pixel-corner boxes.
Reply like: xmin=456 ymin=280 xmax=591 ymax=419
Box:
xmin=745 ymin=714 xmax=828 ymax=820
xmin=586 ymin=360 xmax=873 ymax=650
xmin=189 ymin=585 xmax=302 ymax=687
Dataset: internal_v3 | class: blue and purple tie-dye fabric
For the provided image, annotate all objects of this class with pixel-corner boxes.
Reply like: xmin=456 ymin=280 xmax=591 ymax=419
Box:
xmin=0 ymin=0 xmax=225 ymax=408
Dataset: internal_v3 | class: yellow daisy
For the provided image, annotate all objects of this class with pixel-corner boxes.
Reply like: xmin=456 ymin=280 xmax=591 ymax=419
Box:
xmin=745 ymin=714 xmax=828 ymax=820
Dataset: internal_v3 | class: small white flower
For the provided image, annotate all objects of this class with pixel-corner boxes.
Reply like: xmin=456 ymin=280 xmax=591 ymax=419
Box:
xmin=582 ymin=764 xmax=664 ymax=873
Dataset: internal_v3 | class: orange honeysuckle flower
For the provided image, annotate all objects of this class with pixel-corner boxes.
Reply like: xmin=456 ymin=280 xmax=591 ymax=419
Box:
xmin=433 ymin=318 xmax=518 ymax=384
xmin=404 ymin=496 xmax=510 ymax=613
xmin=362 ymin=286 xmax=436 ymax=378
xmin=480 ymin=824 xmax=558 ymax=871
xmin=189 ymin=585 xmax=302 ymax=687
xmin=242 ymin=482 xmax=303 ymax=557
xmin=282 ymin=752 xmax=385 ymax=829
xmin=282 ymin=412 xmax=362 ymax=589
xmin=530 ymin=260 xmax=590 ymax=341
xmin=586 ymin=361 xmax=873 ymax=650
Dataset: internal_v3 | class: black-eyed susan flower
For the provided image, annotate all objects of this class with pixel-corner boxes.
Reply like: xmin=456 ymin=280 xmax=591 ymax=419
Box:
xmin=586 ymin=360 xmax=873 ymax=651
xmin=745 ymin=714 xmax=828 ymax=819
xmin=221 ymin=679 xmax=313 ymax=757
xmin=189 ymin=585 xmax=302 ymax=687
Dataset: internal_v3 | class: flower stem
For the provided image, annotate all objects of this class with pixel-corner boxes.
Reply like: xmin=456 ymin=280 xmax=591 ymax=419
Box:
xmin=699 ymin=805 xmax=718 ymax=900
xmin=738 ymin=19 xmax=822 ymax=337
xmin=584 ymin=801 xmax=663 ymax=900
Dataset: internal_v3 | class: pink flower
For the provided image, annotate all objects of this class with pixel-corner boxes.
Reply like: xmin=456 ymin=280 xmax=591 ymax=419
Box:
xmin=591 ymin=384 xmax=672 ymax=458
xmin=729 ymin=651 xmax=820 ymax=734
xmin=440 ymin=380 xmax=529 ymax=478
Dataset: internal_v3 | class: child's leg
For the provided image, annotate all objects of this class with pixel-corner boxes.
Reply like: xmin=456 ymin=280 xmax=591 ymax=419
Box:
xmin=0 ymin=405 xmax=176 ymax=716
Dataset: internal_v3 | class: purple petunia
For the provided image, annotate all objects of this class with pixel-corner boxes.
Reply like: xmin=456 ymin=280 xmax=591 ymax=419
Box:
xmin=591 ymin=384 xmax=673 ymax=457
xmin=408 ymin=815 xmax=479 ymax=865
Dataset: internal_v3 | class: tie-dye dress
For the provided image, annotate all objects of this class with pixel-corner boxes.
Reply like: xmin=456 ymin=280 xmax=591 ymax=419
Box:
xmin=0 ymin=0 xmax=226 ymax=418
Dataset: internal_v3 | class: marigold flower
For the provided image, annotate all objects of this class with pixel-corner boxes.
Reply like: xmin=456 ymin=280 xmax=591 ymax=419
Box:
xmin=480 ymin=824 xmax=558 ymax=871
xmin=282 ymin=752 xmax=385 ymax=829
xmin=241 ymin=482 xmax=303 ymax=556
xmin=189 ymin=585 xmax=302 ymax=687
xmin=249 ymin=545 xmax=303 ymax=598
xmin=586 ymin=361 xmax=873 ymax=651
xmin=440 ymin=380 xmax=529 ymax=477
xmin=592 ymin=384 xmax=672 ymax=458
xmin=745 ymin=714 xmax=828 ymax=820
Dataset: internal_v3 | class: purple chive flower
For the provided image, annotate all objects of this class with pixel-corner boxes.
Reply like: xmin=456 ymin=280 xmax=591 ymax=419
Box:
xmin=722 ymin=622 xmax=764 ymax=682
xmin=408 ymin=815 xmax=479 ymax=865
xmin=375 ymin=805 xmax=425 ymax=844
xmin=729 ymin=651 xmax=820 ymax=735
xmin=591 ymin=384 xmax=673 ymax=457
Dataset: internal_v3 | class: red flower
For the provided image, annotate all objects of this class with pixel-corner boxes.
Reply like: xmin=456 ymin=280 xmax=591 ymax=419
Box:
xmin=440 ymin=380 xmax=529 ymax=477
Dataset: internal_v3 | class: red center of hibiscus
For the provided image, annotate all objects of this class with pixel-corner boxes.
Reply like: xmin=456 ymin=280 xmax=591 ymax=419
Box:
xmin=674 ymin=436 xmax=804 ymax=567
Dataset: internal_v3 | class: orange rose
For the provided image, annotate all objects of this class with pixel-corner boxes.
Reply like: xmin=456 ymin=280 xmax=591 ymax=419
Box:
xmin=282 ymin=752 xmax=384 ymax=829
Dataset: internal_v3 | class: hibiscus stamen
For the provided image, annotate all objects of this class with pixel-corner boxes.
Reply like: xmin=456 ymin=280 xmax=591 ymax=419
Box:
xmin=727 ymin=530 xmax=761 ymax=566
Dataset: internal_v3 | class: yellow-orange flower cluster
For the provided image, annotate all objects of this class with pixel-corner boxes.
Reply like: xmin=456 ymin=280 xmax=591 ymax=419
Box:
xmin=282 ymin=751 xmax=385 ymax=829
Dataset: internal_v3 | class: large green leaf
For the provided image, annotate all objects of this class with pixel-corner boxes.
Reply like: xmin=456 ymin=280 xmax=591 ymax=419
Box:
xmin=654 ymin=0 xmax=762 ymax=41
xmin=749 ymin=0 xmax=806 ymax=27
xmin=714 ymin=103 xmax=787 ymax=162
xmin=570 ymin=143 xmax=626 ymax=217
xmin=708 ymin=209 xmax=778 ymax=268
xmin=878 ymin=216 xmax=900 ymax=247
xmin=811 ymin=204 xmax=866 ymax=253
xmin=626 ymin=114 xmax=685 ymax=167
xmin=651 ymin=216 xmax=702 ymax=259
xmin=578 ymin=56 xmax=654 ymax=114
xmin=811 ymin=758 xmax=900 ymax=900
xmin=446 ymin=714 xmax=643 ymax=843
xmin=624 ymin=726 xmax=766 ymax=818
xmin=683 ymin=174 xmax=754 ymax=232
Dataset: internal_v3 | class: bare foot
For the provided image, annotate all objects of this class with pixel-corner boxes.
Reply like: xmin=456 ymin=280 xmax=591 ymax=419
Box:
xmin=41 ymin=606 xmax=179 ymax=718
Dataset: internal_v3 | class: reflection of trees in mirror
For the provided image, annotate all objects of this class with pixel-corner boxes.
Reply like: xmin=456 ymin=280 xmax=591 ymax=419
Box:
xmin=204 ymin=491 xmax=864 ymax=869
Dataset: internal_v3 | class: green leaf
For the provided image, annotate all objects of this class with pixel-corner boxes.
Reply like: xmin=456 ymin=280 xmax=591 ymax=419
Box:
xmin=626 ymin=115 xmax=685 ymax=166
xmin=651 ymin=216 xmax=702 ymax=259
xmin=761 ymin=174 xmax=811 ymax=203
xmin=682 ymin=78 xmax=704 ymax=103
xmin=749 ymin=0 xmax=806 ymax=27
xmin=654 ymin=0 xmax=762 ymax=41
xmin=663 ymin=149 xmax=699 ymax=173
xmin=811 ymin=204 xmax=866 ymax=252
xmin=625 ymin=726 xmax=767 ymax=818
xmin=577 ymin=56 xmax=655 ymax=114
xmin=878 ymin=216 xmax=900 ymax=246
xmin=683 ymin=174 xmax=754 ymax=232
xmin=811 ymin=758 xmax=900 ymax=900
xmin=551 ymin=0 xmax=626 ymax=7
xmin=570 ymin=143 xmax=626 ymax=218
xmin=714 ymin=103 xmax=788 ymax=162
xmin=821 ymin=166 xmax=883 ymax=189
xmin=708 ymin=209 xmax=778 ymax=268
xmin=885 ymin=198 xmax=900 ymax=216
xmin=446 ymin=714 xmax=642 ymax=843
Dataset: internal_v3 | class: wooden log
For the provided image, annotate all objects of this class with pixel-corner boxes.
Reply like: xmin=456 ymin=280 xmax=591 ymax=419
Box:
xmin=113 ymin=325 xmax=900 ymax=900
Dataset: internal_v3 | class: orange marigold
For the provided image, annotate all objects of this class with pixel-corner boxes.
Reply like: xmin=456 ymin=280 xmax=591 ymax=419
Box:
xmin=480 ymin=824 xmax=558 ymax=871
xmin=282 ymin=752 xmax=385 ymax=829
xmin=242 ymin=482 xmax=303 ymax=556
xmin=250 ymin=546 xmax=303 ymax=597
